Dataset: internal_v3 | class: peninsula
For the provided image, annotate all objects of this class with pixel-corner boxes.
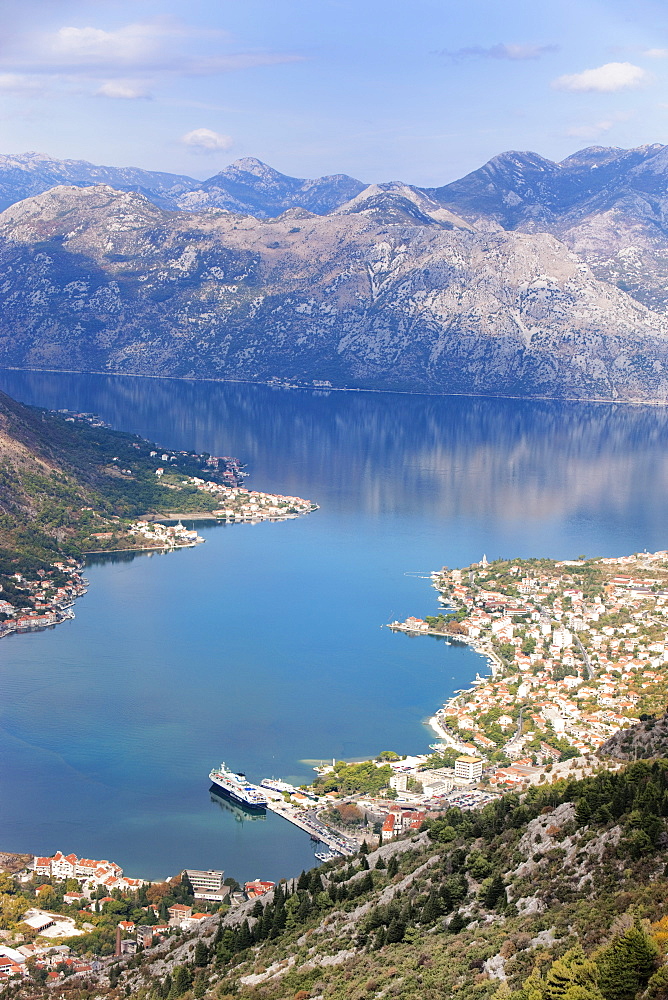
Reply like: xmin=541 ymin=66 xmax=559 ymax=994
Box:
xmin=0 ymin=388 xmax=316 ymax=640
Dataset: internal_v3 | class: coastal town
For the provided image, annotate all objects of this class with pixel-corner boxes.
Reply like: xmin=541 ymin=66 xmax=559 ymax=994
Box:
xmin=0 ymin=850 xmax=280 ymax=983
xmin=387 ymin=548 xmax=668 ymax=789
xmin=182 ymin=478 xmax=318 ymax=522
xmin=5 ymin=546 xmax=668 ymax=986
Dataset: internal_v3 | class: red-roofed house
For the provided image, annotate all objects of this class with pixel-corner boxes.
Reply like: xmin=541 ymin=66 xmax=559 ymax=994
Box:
xmin=244 ymin=880 xmax=275 ymax=899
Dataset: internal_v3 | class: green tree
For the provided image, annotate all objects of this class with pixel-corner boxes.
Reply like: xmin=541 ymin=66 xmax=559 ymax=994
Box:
xmin=596 ymin=922 xmax=659 ymax=1000
xmin=172 ymin=964 xmax=193 ymax=996
xmin=482 ymin=874 xmax=506 ymax=910
xmin=386 ymin=917 xmax=405 ymax=943
xmin=543 ymin=947 xmax=602 ymax=1000
xmin=421 ymin=891 xmax=442 ymax=924
xmin=194 ymin=940 xmax=209 ymax=966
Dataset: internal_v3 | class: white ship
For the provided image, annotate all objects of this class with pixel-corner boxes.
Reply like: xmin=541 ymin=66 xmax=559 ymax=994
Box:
xmin=260 ymin=777 xmax=296 ymax=794
xmin=209 ymin=763 xmax=268 ymax=809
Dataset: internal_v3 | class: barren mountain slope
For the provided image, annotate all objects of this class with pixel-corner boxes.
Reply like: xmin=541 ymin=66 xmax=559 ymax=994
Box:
xmin=2 ymin=184 xmax=668 ymax=398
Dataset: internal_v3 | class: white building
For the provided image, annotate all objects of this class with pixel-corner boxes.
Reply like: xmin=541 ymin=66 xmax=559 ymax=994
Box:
xmin=454 ymin=756 xmax=483 ymax=782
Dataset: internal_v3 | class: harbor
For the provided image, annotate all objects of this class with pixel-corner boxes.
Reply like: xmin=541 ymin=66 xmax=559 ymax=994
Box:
xmin=209 ymin=765 xmax=357 ymax=857
xmin=263 ymin=798 xmax=357 ymax=857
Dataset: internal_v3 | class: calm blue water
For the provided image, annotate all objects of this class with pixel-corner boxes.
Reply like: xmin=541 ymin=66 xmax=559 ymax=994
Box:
xmin=1 ymin=371 xmax=668 ymax=881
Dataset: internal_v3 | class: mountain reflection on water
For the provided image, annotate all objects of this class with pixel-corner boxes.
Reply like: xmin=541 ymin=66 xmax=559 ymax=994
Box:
xmin=2 ymin=370 xmax=668 ymax=534
xmin=1 ymin=370 xmax=668 ymax=881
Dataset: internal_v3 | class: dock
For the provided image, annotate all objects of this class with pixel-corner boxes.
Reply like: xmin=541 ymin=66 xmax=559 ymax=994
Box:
xmin=265 ymin=800 xmax=357 ymax=856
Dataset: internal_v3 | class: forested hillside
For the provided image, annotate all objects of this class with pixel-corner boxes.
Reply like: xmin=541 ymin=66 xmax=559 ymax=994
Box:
xmin=14 ymin=755 xmax=663 ymax=1000
xmin=0 ymin=388 xmax=225 ymax=586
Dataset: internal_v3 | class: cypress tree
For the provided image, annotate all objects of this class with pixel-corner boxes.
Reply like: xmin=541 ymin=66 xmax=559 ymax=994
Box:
xmin=596 ymin=922 xmax=659 ymax=1000
xmin=448 ymin=911 xmax=466 ymax=934
xmin=421 ymin=891 xmax=442 ymax=924
xmin=309 ymin=872 xmax=324 ymax=895
xmin=386 ymin=917 xmax=405 ymax=943
xmin=271 ymin=904 xmax=287 ymax=937
xmin=237 ymin=920 xmax=252 ymax=949
xmin=575 ymin=798 xmax=591 ymax=826
xmin=360 ymin=855 xmax=370 ymax=870
xmin=193 ymin=971 xmax=207 ymax=999
xmin=439 ymin=884 xmax=453 ymax=911
xmin=173 ymin=965 xmax=192 ymax=996
xmin=483 ymin=874 xmax=506 ymax=910
xmin=387 ymin=855 xmax=399 ymax=877
xmin=297 ymin=893 xmax=312 ymax=921
xmin=297 ymin=870 xmax=310 ymax=891
xmin=544 ymin=946 xmax=601 ymax=1000
xmin=360 ymin=872 xmax=374 ymax=894
xmin=194 ymin=940 xmax=209 ymax=967
xmin=375 ymin=855 xmax=386 ymax=870
xmin=360 ymin=839 xmax=369 ymax=855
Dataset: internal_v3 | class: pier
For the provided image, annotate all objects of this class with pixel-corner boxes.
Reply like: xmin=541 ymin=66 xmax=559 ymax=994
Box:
xmin=265 ymin=800 xmax=357 ymax=856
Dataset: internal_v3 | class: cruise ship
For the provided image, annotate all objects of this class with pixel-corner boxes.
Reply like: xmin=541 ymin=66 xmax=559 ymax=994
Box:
xmin=208 ymin=763 xmax=268 ymax=810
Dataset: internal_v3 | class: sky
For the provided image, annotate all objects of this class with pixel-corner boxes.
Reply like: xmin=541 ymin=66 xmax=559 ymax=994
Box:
xmin=2 ymin=0 xmax=668 ymax=185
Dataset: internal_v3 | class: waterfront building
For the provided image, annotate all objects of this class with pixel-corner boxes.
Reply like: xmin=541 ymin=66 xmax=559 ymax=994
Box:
xmin=184 ymin=869 xmax=224 ymax=892
xmin=184 ymin=869 xmax=230 ymax=902
xmin=454 ymin=755 xmax=483 ymax=782
xmin=244 ymin=880 xmax=275 ymax=898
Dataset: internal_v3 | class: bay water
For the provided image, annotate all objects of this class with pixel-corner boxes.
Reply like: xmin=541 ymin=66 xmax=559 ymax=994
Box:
xmin=1 ymin=371 xmax=668 ymax=882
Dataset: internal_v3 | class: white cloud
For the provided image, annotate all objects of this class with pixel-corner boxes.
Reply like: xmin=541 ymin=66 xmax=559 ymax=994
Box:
xmin=436 ymin=42 xmax=558 ymax=61
xmin=50 ymin=24 xmax=164 ymax=66
xmin=0 ymin=73 xmax=44 ymax=95
xmin=0 ymin=18 xmax=302 ymax=101
xmin=644 ymin=49 xmax=668 ymax=58
xmin=566 ymin=119 xmax=615 ymax=139
xmin=96 ymin=80 xmax=151 ymax=99
xmin=552 ymin=61 xmax=649 ymax=93
xmin=180 ymin=128 xmax=233 ymax=152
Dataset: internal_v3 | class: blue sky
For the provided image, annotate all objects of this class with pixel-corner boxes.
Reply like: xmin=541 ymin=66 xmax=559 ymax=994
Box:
xmin=2 ymin=0 xmax=668 ymax=184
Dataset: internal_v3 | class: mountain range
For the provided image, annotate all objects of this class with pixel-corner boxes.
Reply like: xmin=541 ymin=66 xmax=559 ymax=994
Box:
xmin=2 ymin=145 xmax=668 ymax=398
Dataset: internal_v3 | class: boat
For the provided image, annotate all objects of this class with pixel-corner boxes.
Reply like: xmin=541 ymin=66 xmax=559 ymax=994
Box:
xmin=260 ymin=777 xmax=296 ymax=794
xmin=314 ymin=850 xmax=336 ymax=862
xmin=208 ymin=763 xmax=268 ymax=809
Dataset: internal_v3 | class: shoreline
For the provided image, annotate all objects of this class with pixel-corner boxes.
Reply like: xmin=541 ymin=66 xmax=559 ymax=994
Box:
xmin=3 ymin=503 xmax=317 ymax=641
xmin=386 ymin=623 xmax=501 ymax=752
xmin=1 ymin=363 xmax=667 ymax=407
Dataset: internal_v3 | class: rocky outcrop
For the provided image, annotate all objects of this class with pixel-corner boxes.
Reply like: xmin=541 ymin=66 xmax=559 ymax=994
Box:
xmin=601 ymin=715 xmax=668 ymax=759
xmin=3 ymin=183 xmax=668 ymax=399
